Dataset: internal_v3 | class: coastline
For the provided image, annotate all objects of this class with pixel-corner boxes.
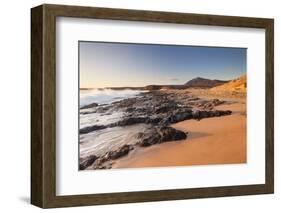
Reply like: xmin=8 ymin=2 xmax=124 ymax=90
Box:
xmin=113 ymin=101 xmax=246 ymax=169
xmin=79 ymin=87 xmax=246 ymax=170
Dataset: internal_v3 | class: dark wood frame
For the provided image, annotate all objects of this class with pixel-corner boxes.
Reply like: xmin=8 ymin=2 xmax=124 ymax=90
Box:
xmin=31 ymin=4 xmax=274 ymax=208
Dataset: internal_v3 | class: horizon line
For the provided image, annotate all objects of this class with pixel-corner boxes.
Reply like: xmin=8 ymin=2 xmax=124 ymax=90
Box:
xmin=80 ymin=74 xmax=246 ymax=89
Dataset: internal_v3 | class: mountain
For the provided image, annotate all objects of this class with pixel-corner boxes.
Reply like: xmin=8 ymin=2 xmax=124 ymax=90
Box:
xmin=211 ymin=74 xmax=246 ymax=92
xmin=105 ymin=76 xmax=240 ymax=91
xmin=184 ymin=77 xmax=228 ymax=88
xmin=143 ymin=85 xmax=187 ymax=90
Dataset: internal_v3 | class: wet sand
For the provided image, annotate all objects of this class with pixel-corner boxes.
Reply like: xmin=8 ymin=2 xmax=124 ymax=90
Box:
xmin=113 ymin=101 xmax=246 ymax=169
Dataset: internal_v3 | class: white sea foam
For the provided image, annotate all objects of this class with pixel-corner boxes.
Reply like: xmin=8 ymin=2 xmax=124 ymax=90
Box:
xmin=79 ymin=89 xmax=147 ymax=158
xmin=80 ymin=89 xmax=145 ymax=107
xmin=80 ymin=124 xmax=149 ymax=158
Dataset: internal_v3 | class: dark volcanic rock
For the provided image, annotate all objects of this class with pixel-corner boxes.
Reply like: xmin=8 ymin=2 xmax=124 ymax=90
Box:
xmin=159 ymin=126 xmax=187 ymax=142
xmin=79 ymin=155 xmax=98 ymax=170
xmin=171 ymin=108 xmax=193 ymax=121
xmin=216 ymin=110 xmax=232 ymax=116
xmin=154 ymin=103 xmax=178 ymax=114
xmin=91 ymin=159 xmax=113 ymax=170
xmin=200 ymin=99 xmax=225 ymax=110
xmin=96 ymin=105 xmax=111 ymax=113
xmin=114 ymin=98 xmax=137 ymax=108
xmin=188 ymin=98 xmax=226 ymax=110
xmin=96 ymin=145 xmax=134 ymax=164
xmin=160 ymin=109 xmax=193 ymax=125
xmin=80 ymin=102 xmax=98 ymax=109
xmin=110 ymin=114 xmax=166 ymax=127
xmin=212 ymin=99 xmax=225 ymax=106
xmin=89 ymin=125 xmax=187 ymax=169
xmin=137 ymin=128 xmax=162 ymax=147
xmin=106 ymin=144 xmax=134 ymax=160
xmin=89 ymin=145 xmax=134 ymax=169
xmin=126 ymin=107 xmax=136 ymax=113
xmin=110 ymin=117 xmax=149 ymax=127
xmin=192 ymin=110 xmax=232 ymax=120
xmin=148 ymin=116 xmax=163 ymax=124
xmin=80 ymin=107 xmax=231 ymax=135
xmin=137 ymin=126 xmax=187 ymax=147
xmin=79 ymin=125 xmax=106 ymax=134
xmin=80 ymin=110 xmax=97 ymax=115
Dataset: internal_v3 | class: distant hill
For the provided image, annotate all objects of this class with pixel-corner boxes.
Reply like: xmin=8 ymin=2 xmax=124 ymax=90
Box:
xmin=144 ymin=77 xmax=229 ymax=90
xmin=143 ymin=85 xmax=187 ymax=90
xmin=98 ymin=76 xmax=241 ymax=91
xmin=184 ymin=77 xmax=228 ymax=88
xmin=211 ymin=75 xmax=246 ymax=92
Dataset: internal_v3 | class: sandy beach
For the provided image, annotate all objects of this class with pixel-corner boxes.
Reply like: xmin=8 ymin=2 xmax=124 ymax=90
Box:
xmin=79 ymin=76 xmax=247 ymax=170
xmin=113 ymin=100 xmax=246 ymax=169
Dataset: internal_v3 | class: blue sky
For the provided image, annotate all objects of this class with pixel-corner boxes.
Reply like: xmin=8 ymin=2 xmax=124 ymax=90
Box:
xmin=80 ymin=41 xmax=246 ymax=88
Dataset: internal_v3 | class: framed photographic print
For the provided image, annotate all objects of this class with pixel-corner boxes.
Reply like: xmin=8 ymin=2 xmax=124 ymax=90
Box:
xmin=31 ymin=4 xmax=274 ymax=208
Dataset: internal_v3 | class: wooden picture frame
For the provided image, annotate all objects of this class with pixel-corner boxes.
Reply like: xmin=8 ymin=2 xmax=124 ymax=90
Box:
xmin=31 ymin=4 xmax=274 ymax=208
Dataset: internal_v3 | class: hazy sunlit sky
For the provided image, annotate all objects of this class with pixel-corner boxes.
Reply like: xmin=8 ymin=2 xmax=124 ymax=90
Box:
xmin=80 ymin=41 xmax=246 ymax=88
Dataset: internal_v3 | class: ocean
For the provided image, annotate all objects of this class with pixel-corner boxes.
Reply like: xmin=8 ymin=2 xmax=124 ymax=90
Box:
xmin=79 ymin=89 xmax=147 ymax=160
xmin=80 ymin=89 xmax=144 ymax=107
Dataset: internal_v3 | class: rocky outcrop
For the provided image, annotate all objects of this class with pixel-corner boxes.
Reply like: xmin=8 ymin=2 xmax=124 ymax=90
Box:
xmin=104 ymin=144 xmax=134 ymax=160
xmin=86 ymin=145 xmax=134 ymax=170
xmin=192 ymin=110 xmax=232 ymax=121
xmin=80 ymin=107 xmax=231 ymax=135
xmin=110 ymin=117 xmax=149 ymax=127
xmin=80 ymin=102 xmax=98 ymax=109
xmin=137 ymin=126 xmax=187 ymax=147
xmin=79 ymin=125 xmax=106 ymax=134
xmin=80 ymin=126 xmax=188 ymax=169
xmin=160 ymin=126 xmax=187 ymax=142
xmin=79 ymin=155 xmax=98 ymax=170
xmin=79 ymin=90 xmax=233 ymax=170
xmin=137 ymin=128 xmax=162 ymax=147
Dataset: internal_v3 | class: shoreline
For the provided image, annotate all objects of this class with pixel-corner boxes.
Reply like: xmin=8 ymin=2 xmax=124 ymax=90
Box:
xmin=79 ymin=88 xmax=246 ymax=170
xmin=113 ymin=101 xmax=246 ymax=169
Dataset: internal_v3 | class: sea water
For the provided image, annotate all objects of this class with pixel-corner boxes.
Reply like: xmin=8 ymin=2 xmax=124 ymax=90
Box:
xmin=79 ymin=89 xmax=146 ymax=158
xmin=80 ymin=89 xmax=144 ymax=107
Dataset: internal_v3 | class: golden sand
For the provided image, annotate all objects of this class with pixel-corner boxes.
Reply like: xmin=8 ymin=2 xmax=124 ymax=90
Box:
xmin=113 ymin=101 xmax=246 ymax=169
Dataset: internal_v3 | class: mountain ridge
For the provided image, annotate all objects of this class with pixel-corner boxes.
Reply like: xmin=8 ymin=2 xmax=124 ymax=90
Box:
xmin=211 ymin=74 xmax=246 ymax=92
xmin=83 ymin=76 xmax=244 ymax=90
xmin=184 ymin=77 xmax=228 ymax=88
